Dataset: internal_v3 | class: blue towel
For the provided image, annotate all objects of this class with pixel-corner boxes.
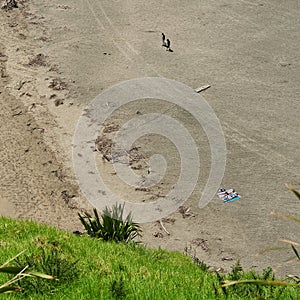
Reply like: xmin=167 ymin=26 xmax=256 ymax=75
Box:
xmin=224 ymin=195 xmax=241 ymax=203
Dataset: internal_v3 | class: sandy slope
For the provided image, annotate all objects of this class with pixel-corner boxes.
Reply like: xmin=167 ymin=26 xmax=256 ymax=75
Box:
xmin=0 ymin=1 xmax=90 ymax=231
xmin=0 ymin=0 xmax=300 ymax=276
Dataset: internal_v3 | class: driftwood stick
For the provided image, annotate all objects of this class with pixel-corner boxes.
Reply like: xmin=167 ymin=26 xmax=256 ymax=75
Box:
xmin=194 ymin=84 xmax=211 ymax=93
xmin=159 ymin=219 xmax=170 ymax=235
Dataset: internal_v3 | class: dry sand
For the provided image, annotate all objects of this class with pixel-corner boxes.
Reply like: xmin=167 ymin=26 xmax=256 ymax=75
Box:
xmin=0 ymin=0 xmax=299 ymax=276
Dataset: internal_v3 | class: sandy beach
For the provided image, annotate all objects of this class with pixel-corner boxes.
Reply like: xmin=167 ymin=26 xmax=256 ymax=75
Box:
xmin=0 ymin=0 xmax=299 ymax=276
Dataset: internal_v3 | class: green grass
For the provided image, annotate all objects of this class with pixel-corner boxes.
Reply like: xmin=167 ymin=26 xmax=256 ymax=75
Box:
xmin=78 ymin=204 xmax=141 ymax=242
xmin=0 ymin=217 xmax=299 ymax=299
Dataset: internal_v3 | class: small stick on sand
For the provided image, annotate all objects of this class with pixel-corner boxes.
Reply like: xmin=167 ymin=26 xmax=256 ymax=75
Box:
xmin=159 ymin=219 xmax=170 ymax=235
xmin=194 ymin=84 xmax=211 ymax=93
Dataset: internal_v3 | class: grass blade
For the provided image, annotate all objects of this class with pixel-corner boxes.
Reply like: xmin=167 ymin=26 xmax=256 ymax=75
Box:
xmin=222 ymin=279 xmax=299 ymax=288
xmin=0 ymin=286 xmax=23 ymax=293
xmin=0 ymin=250 xmax=27 ymax=268
xmin=258 ymin=247 xmax=288 ymax=254
xmin=278 ymin=239 xmax=300 ymax=247
xmin=285 ymin=183 xmax=300 ymax=200
xmin=0 ymin=266 xmax=26 ymax=274
xmin=27 ymin=270 xmax=56 ymax=280
xmin=291 ymin=245 xmax=300 ymax=261
xmin=271 ymin=211 xmax=300 ymax=223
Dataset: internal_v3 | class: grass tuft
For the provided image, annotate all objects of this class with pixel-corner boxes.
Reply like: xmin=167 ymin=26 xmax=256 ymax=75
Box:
xmin=78 ymin=203 xmax=142 ymax=243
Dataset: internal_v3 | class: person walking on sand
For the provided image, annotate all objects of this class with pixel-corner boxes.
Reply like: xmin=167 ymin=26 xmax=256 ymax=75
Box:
xmin=166 ymin=38 xmax=171 ymax=51
xmin=162 ymin=32 xmax=166 ymax=47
